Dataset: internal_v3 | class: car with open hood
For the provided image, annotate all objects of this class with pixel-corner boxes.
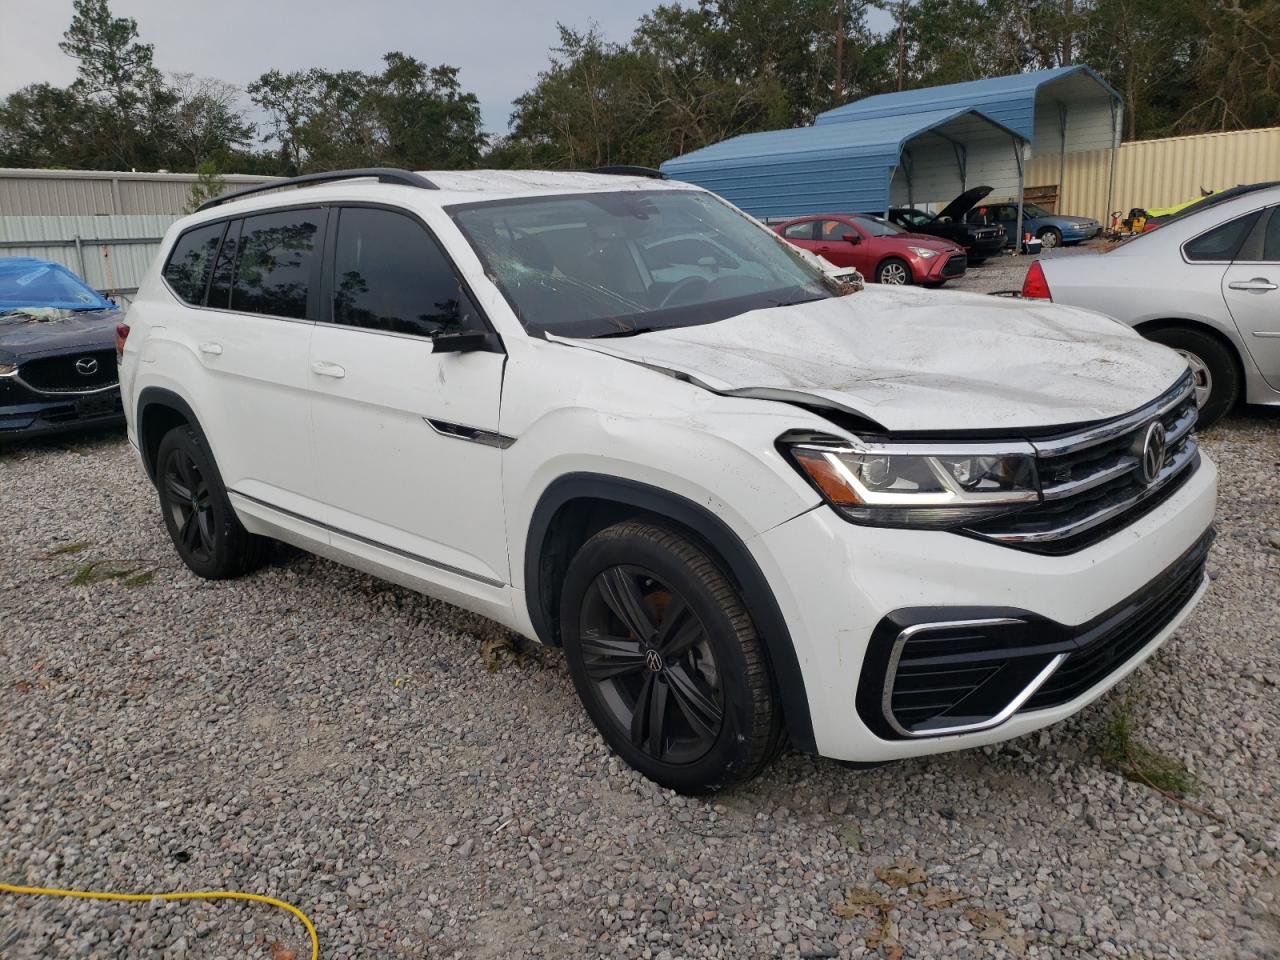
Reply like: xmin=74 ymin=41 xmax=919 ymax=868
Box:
xmin=968 ymin=199 xmax=1101 ymax=249
xmin=0 ymin=257 xmax=126 ymax=441
xmin=887 ymin=186 xmax=1007 ymax=263
xmin=119 ymin=168 xmax=1216 ymax=794
xmin=774 ymin=213 xmax=966 ymax=286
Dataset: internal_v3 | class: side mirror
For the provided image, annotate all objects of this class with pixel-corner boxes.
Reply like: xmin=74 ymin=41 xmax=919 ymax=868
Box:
xmin=845 ymin=234 xmax=861 ymax=245
xmin=431 ymin=329 xmax=497 ymax=354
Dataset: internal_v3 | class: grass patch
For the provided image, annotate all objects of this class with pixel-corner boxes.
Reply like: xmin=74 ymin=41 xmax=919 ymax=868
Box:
xmin=46 ymin=541 xmax=92 ymax=556
xmin=1101 ymin=711 xmax=1196 ymax=796
xmin=69 ymin=559 xmax=157 ymax=588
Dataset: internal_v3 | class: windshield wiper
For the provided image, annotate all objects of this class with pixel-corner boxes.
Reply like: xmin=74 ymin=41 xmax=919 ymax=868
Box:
xmin=592 ymin=326 xmax=661 ymax=339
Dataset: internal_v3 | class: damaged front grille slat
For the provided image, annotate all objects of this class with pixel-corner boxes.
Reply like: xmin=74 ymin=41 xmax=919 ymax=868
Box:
xmin=967 ymin=371 xmax=1200 ymax=554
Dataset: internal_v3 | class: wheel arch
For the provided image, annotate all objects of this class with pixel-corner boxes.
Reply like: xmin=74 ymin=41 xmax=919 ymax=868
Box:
xmin=136 ymin=386 xmax=205 ymax=484
xmin=875 ymin=255 xmax=911 ymax=282
xmin=525 ymin=473 xmax=816 ymax=754
xmin=1133 ymin=317 xmax=1246 ymax=381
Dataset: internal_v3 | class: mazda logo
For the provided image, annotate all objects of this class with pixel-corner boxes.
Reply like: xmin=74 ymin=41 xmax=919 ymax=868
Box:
xmin=1139 ymin=420 xmax=1168 ymax=484
xmin=74 ymin=357 xmax=99 ymax=376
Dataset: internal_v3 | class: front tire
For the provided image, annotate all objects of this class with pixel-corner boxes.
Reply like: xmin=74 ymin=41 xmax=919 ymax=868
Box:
xmin=1037 ymin=226 xmax=1062 ymax=249
xmin=155 ymin=425 xmax=268 ymax=579
xmin=1143 ymin=326 xmax=1239 ymax=427
xmin=560 ymin=521 xmax=785 ymax=794
xmin=876 ymin=258 xmax=911 ymax=285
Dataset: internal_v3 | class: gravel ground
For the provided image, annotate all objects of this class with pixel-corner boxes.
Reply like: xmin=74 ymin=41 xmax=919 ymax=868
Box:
xmin=946 ymin=243 xmax=1099 ymax=296
xmin=1 ymin=409 xmax=1278 ymax=960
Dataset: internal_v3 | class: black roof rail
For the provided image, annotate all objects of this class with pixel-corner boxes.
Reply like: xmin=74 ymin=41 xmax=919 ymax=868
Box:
xmin=587 ymin=165 xmax=666 ymax=179
xmin=196 ymin=167 xmax=440 ymax=212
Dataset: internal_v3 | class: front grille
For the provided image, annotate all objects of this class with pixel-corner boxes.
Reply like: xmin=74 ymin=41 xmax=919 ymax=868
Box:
xmin=19 ymin=350 xmax=118 ymax=393
xmin=968 ymin=372 xmax=1199 ymax=553
xmin=1021 ymin=528 xmax=1211 ymax=711
xmin=940 ymin=254 xmax=967 ymax=277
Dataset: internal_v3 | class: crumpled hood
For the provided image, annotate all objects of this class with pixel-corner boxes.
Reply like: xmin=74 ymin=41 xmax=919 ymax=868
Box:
xmin=554 ymin=287 xmax=1188 ymax=433
xmin=0 ymin=307 xmax=121 ymax=363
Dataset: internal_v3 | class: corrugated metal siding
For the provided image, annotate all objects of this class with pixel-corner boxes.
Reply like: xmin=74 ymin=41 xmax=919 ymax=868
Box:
xmin=0 ymin=214 xmax=177 ymax=306
xmin=1026 ymin=125 xmax=1280 ymax=223
xmin=0 ymin=169 xmax=276 ymax=216
xmin=661 ymin=109 xmax=1025 ymax=218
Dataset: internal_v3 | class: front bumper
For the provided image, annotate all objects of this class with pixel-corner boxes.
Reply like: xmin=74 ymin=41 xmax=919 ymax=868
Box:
xmin=752 ymin=452 xmax=1217 ymax=762
xmin=917 ymin=252 xmax=968 ymax=282
xmin=1063 ymin=224 xmax=1100 ymax=242
xmin=0 ymin=386 xmax=124 ymax=441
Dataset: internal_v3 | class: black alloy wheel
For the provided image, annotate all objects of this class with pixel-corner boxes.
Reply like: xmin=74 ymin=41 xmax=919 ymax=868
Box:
xmin=155 ymin=424 xmax=268 ymax=579
xmin=163 ymin=447 xmax=215 ymax=564
xmin=560 ymin=521 xmax=785 ymax=793
xmin=578 ymin=564 xmax=725 ymax=764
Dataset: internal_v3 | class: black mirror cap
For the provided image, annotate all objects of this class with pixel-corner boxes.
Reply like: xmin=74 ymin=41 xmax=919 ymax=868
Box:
xmin=431 ymin=330 xmax=500 ymax=354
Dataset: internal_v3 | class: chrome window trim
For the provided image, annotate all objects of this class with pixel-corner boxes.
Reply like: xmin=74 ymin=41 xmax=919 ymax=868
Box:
xmin=881 ymin=617 xmax=1067 ymax=738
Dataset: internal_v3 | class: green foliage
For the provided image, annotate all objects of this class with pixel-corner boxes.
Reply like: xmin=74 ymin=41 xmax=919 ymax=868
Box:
xmin=185 ymin=160 xmax=226 ymax=214
xmin=2 ymin=0 xmax=1278 ymax=174
xmin=1101 ymin=710 xmax=1197 ymax=796
xmin=247 ymin=53 xmax=485 ymax=173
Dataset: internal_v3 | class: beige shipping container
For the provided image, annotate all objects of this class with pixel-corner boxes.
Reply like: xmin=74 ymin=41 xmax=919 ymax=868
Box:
xmin=1026 ymin=125 xmax=1280 ymax=225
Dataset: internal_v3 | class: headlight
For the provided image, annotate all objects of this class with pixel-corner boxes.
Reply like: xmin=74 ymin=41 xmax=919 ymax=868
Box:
xmin=907 ymin=246 xmax=938 ymax=259
xmin=785 ymin=439 xmax=1039 ymax=528
xmin=0 ymin=362 xmax=17 ymax=376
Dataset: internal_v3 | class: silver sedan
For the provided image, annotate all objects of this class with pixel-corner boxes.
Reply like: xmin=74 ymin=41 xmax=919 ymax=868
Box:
xmin=1024 ymin=183 xmax=1280 ymax=426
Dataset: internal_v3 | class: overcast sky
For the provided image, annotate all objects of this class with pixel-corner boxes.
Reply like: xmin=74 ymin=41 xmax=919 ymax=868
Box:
xmin=0 ymin=0 xmax=663 ymax=135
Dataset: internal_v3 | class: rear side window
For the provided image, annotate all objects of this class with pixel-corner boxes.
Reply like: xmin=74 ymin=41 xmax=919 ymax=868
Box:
xmin=163 ymin=222 xmax=224 ymax=305
xmin=1263 ymin=208 xmax=1280 ymax=261
xmin=331 ymin=207 xmax=480 ymax=337
xmin=230 ymin=209 xmax=324 ymax=320
xmin=1183 ymin=212 xmax=1260 ymax=262
xmin=782 ymin=222 xmax=815 ymax=240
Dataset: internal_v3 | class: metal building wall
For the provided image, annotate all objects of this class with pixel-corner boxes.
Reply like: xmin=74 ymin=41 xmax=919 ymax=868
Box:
xmin=0 ymin=168 xmax=276 ymax=216
xmin=1026 ymin=126 xmax=1280 ymax=223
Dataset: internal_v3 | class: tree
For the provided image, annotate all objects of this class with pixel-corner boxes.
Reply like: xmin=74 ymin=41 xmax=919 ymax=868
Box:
xmin=248 ymin=54 xmax=485 ymax=172
xmin=165 ymin=74 xmax=256 ymax=170
xmin=184 ymin=160 xmax=226 ymax=213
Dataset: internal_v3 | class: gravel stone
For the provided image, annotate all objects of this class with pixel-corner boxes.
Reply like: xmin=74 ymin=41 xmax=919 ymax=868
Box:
xmin=1 ymin=409 xmax=1277 ymax=959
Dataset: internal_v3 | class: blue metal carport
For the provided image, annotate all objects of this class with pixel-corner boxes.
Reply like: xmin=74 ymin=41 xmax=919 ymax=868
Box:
xmin=816 ymin=66 xmax=1124 ymax=241
xmin=659 ymin=107 xmax=1027 ymax=221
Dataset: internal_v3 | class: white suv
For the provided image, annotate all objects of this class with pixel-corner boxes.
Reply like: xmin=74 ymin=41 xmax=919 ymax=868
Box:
xmin=120 ymin=168 xmax=1217 ymax=793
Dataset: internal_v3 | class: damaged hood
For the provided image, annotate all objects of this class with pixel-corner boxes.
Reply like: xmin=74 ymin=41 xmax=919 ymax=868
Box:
xmin=554 ymin=287 xmax=1188 ymax=433
xmin=0 ymin=307 xmax=122 ymax=364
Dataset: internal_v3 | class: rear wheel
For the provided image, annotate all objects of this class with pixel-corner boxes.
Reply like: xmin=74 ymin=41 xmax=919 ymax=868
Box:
xmin=1142 ymin=326 xmax=1239 ymax=427
xmin=156 ymin=425 xmax=268 ymax=579
xmin=876 ymin=258 xmax=911 ymax=285
xmin=560 ymin=521 xmax=785 ymax=794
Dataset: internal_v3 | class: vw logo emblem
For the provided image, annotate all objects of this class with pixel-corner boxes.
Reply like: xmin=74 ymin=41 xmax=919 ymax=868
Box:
xmin=74 ymin=357 xmax=99 ymax=376
xmin=1139 ymin=420 xmax=1168 ymax=484
xmin=644 ymin=649 xmax=664 ymax=673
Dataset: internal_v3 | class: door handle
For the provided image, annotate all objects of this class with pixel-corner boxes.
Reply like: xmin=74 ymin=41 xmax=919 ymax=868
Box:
xmin=198 ymin=341 xmax=223 ymax=356
xmin=1228 ymin=278 xmax=1278 ymax=292
xmin=311 ymin=360 xmax=346 ymax=379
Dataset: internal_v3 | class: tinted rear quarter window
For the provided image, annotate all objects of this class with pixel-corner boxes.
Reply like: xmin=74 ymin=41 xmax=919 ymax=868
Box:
xmin=1263 ymin=208 xmax=1280 ymax=261
xmin=163 ymin=222 xmax=225 ymax=304
xmin=331 ymin=206 xmax=479 ymax=337
xmin=208 ymin=219 xmax=242 ymax=309
xmin=1184 ymin=211 xmax=1260 ymax=262
xmin=230 ymin=209 xmax=324 ymax=319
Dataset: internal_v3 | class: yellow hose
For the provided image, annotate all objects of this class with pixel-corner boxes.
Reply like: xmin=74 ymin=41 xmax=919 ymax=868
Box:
xmin=0 ymin=882 xmax=319 ymax=960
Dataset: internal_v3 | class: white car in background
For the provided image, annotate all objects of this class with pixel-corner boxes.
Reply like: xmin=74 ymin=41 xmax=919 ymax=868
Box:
xmin=1023 ymin=182 xmax=1280 ymax=426
xmin=119 ymin=168 xmax=1215 ymax=794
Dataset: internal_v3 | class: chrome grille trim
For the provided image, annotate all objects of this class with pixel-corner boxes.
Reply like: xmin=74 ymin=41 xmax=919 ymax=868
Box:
xmin=1031 ymin=371 xmax=1194 ymax=458
xmin=968 ymin=368 xmax=1201 ymax=550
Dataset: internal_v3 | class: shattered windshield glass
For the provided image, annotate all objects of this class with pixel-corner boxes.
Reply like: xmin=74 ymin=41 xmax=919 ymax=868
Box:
xmin=448 ymin=189 xmax=832 ymax=339
xmin=0 ymin=259 xmax=113 ymax=316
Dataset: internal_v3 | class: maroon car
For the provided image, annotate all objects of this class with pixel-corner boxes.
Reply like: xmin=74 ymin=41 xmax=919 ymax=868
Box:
xmin=774 ymin=214 xmax=967 ymax=285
